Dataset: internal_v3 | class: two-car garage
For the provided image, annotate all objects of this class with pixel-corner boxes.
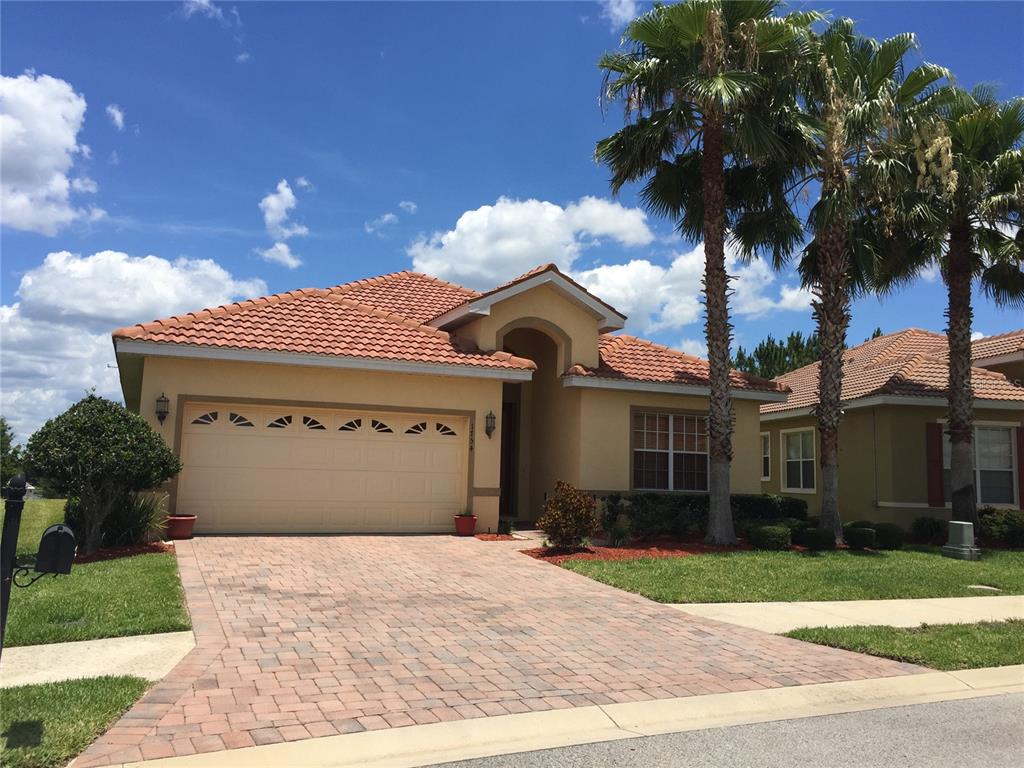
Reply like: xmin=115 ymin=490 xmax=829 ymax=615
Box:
xmin=176 ymin=401 xmax=470 ymax=533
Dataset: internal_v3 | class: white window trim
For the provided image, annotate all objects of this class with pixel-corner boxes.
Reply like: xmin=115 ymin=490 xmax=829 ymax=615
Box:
xmin=633 ymin=412 xmax=709 ymax=492
xmin=780 ymin=427 xmax=816 ymax=494
xmin=937 ymin=419 xmax=1020 ymax=508
xmin=760 ymin=432 xmax=771 ymax=481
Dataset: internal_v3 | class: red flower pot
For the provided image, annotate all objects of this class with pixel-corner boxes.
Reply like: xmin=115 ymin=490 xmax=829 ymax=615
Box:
xmin=166 ymin=514 xmax=197 ymax=540
xmin=454 ymin=515 xmax=477 ymax=537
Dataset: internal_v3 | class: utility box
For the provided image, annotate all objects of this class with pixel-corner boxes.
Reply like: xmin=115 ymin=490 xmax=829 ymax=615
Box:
xmin=942 ymin=520 xmax=981 ymax=561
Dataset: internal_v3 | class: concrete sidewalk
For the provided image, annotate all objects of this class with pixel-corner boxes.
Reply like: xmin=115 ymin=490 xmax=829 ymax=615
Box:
xmin=669 ymin=595 xmax=1024 ymax=633
xmin=112 ymin=665 xmax=1023 ymax=768
xmin=0 ymin=631 xmax=195 ymax=688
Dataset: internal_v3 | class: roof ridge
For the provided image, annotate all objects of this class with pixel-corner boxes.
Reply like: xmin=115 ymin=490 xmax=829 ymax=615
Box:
xmin=112 ymin=288 xmax=326 ymax=339
xmin=326 ymin=270 xmax=479 ymax=298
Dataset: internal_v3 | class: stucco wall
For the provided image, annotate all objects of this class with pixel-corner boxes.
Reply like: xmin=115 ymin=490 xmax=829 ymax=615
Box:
xmin=458 ymin=283 xmax=601 ymax=369
xmin=761 ymin=404 xmax=1023 ymax=527
xmin=577 ymin=389 xmax=764 ymax=494
xmin=136 ymin=355 xmax=505 ymax=530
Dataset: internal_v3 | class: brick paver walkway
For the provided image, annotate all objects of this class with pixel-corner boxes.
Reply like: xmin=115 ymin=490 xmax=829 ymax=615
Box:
xmin=75 ymin=536 xmax=921 ymax=766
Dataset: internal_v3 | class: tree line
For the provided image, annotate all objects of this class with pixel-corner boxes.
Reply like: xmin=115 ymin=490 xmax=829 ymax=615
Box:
xmin=596 ymin=1 xmax=1022 ymax=544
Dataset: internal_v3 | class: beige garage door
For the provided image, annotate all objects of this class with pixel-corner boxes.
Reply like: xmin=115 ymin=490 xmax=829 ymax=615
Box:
xmin=177 ymin=402 xmax=469 ymax=533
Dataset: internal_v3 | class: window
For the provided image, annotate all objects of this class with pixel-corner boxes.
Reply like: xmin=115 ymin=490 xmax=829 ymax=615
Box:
xmin=435 ymin=422 xmax=457 ymax=436
xmin=405 ymin=422 xmax=427 ymax=434
xmin=782 ymin=429 xmax=815 ymax=492
xmin=267 ymin=415 xmax=292 ymax=429
xmin=191 ymin=411 xmax=218 ymax=425
xmin=371 ymin=419 xmax=393 ymax=433
xmin=632 ymin=412 xmax=708 ymax=491
xmin=760 ymin=433 xmax=771 ymax=481
xmin=229 ymin=412 xmax=254 ymax=427
xmin=339 ymin=418 xmax=362 ymax=432
xmin=302 ymin=416 xmax=326 ymax=430
xmin=943 ymin=425 xmax=1017 ymax=506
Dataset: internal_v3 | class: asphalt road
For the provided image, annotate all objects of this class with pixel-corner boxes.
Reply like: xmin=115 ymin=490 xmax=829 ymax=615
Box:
xmin=438 ymin=693 xmax=1024 ymax=768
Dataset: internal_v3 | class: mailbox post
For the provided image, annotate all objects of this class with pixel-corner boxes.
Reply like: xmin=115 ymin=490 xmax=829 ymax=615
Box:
xmin=0 ymin=476 xmax=76 ymax=660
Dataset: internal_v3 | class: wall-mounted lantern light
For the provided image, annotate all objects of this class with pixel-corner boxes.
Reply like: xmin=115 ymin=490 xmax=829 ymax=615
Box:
xmin=485 ymin=410 xmax=496 ymax=438
xmin=155 ymin=393 xmax=170 ymax=425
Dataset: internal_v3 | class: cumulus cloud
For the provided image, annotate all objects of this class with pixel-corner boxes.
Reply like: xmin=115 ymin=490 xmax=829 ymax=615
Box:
xmin=407 ymin=196 xmax=654 ymax=289
xmin=364 ymin=212 xmax=398 ymax=235
xmin=259 ymin=179 xmax=308 ymax=240
xmin=294 ymin=176 xmax=313 ymax=190
xmin=1 ymin=250 xmax=266 ymax=440
xmin=677 ymin=337 xmax=708 ymax=359
xmin=398 ymin=200 xmax=418 ymax=214
xmin=105 ymin=103 xmax=125 ymax=131
xmin=599 ymin=0 xmax=640 ymax=29
xmin=257 ymin=242 xmax=301 ymax=269
xmin=574 ymin=242 xmax=812 ymax=337
xmin=0 ymin=71 xmax=104 ymax=235
xmin=235 ymin=51 xmax=251 ymax=63
xmin=971 ymin=331 xmax=986 ymax=341
xmin=182 ymin=0 xmax=228 ymax=23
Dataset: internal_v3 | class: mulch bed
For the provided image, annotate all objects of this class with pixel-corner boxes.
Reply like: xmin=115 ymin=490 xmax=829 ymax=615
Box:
xmin=474 ymin=533 xmax=517 ymax=541
xmin=523 ymin=537 xmax=750 ymax=565
xmin=75 ymin=541 xmax=175 ymax=564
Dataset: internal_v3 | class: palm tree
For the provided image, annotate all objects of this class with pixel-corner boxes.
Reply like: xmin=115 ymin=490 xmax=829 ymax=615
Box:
xmin=868 ymin=87 xmax=1024 ymax=525
xmin=795 ymin=22 xmax=947 ymax=541
xmin=595 ymin=0 xmax=818 ymax=544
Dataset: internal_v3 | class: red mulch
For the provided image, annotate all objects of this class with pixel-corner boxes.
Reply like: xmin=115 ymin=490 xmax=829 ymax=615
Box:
xmin=75 ymin=541 xmax=174 ymax=564
xmin=474 ymin=533 xmax=517 ymax=541
xmin=523 ymin=537 xmax=750 ymax=565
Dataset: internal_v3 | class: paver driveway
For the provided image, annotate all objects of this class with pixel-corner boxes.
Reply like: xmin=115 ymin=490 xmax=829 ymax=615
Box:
xmin=76 ymin=536 xmax=920 ymax=766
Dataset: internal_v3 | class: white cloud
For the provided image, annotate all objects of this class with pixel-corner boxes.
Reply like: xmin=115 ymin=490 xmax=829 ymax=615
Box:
xmin=258 ymin=179 xmax=308 ymax=240
xmin=235 ymin=51 xmax=251 ymax=63
xmin=364 ymin=212 xmax=398 ymax=235
xmin=677 ymin=337 xmax=708 ymax=359
xmin=574 ymin=243 xmax=812 ymax=337
xmin=257 ymin=242 xmax=301 ymax=269
xmin=407 ymin=196 xmax=654 ymax=289
xmin=0 ymin=71 xmax=104 ymax=235
xmin=105 ymin=103 xmax=125 ymax=131
xmin=599 ymin=0 xmax=640 ymax=29
xmin=1 ymin=250 xmax=265 ymax=440
xmin=109 ymin=150 xmax=120 ymax=165
xmin=294 ymin=176 xmax=313 ymax=190
xmin=182 ymin=0 xmax=226 ymax=23
xmin=70 ymin=177 xmax=98 ymax=194
xmin=920 ymin=263 xmax=941 ymax=283
xmin=399 ymin=200 xmax=418 ymax=214
xmin=971 ymin=331 xmax=986 ymax=341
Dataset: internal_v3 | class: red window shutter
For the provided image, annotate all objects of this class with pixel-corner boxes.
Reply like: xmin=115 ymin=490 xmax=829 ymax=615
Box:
xmin=1017 ymin=426 xmax=1024 ymax=511
xmin=926 ymin=423 xmax=944 ymax=507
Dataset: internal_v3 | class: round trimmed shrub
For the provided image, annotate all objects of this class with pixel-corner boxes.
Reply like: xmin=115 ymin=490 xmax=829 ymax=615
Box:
xmin=537 ymin=480 xmax=601 ymax=548
xmin=801 ymin=527 xmax=837 ymax=551
xmin=26 ymin=395 xmax=181 ymax=554
xmin=749 ymin=525 xmax=791 ymax=551
xmin=845 ymin=526 xmax=875 ymax=551
xmin=979 ymin=508 xmax=1024 ymax=548
xmin=911 ymin=516 xmax=946 ymax=544
xmin=776 ymin=496 xmax=809 ymax=520
xmin=873 ymin=522 xmax=905 ymax=550
xmin=844 ymin=519 xmax=877 ymax=531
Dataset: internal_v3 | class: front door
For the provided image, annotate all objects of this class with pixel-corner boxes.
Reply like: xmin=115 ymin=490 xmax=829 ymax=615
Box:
xmin=499 ymin=401 xmax=519 ymax=518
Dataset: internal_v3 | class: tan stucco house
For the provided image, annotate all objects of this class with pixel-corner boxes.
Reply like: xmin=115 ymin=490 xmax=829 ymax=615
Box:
xmin=759 ymin=329 xmax=1024 ymax=526
xmin=113 ymin=264 xmax=786 ymax=534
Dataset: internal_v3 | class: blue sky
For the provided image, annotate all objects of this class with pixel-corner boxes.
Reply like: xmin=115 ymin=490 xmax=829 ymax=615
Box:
xmin=2 ymin=1 xmax=1023 ymax=439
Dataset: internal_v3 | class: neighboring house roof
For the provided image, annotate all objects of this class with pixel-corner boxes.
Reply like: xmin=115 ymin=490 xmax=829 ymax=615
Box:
xmin=969 ymin=329 xmax=1024 ymax=364
xmin=112 ymin=266 xmax=780 ymax=395
xmin=761 ymin=328 xmax=1024 ymax=415
xmin=566 ymin=335 xmax=786 ymax=396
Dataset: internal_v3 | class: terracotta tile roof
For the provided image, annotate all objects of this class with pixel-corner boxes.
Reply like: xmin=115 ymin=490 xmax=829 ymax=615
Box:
xmin=327 ymin=271 xmax=479 ymax=324
xmin=112 ymin=287 xmax=534 ymax=372
xmin=761 ymin=328 xmax=1024 ymax=414
xmin=970 ymin=329 xmax=1024 ymax=361
xmin=431 ymin=263 xmax=625 ymax=323
xmin=566 ymin=335 xmax=788 ymax=394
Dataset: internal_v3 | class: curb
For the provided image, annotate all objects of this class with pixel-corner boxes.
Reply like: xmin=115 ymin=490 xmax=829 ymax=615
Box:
xmin=118 ymin=665 xmax=1024 ymax=768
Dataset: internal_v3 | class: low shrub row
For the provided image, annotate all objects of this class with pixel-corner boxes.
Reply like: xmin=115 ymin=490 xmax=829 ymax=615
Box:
xmin=979 ymin=507 xmax=1024 ymax=548
xmin=601 ymin=492 xmax=808 ymax=540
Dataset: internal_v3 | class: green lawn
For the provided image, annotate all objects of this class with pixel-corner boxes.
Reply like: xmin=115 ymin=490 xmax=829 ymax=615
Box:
xmin=787 ymin=620 xmax=1024 ymax=670
xmin=562 ymin=548 xmax=1024 ymax=603
xmin=0 ymin=676 xmax=149 ymax=768
xmin=1 ymin=499 xmax=190 ymax=647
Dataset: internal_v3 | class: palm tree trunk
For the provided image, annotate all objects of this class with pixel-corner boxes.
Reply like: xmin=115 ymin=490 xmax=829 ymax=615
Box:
xmin=701 ymin=119 xmax=736 ymax=546
xmin=814 ymin=218 xmax=849 ymax=543
xmin=945 ymin=222 xmax=978 ymax=526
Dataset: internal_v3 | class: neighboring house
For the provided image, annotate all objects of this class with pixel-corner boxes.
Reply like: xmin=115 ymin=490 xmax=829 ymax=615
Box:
xmin=759 ymin=329 xmax=1024 ymax=525
xmin=113 ymin=264 xmax=786 ymax=534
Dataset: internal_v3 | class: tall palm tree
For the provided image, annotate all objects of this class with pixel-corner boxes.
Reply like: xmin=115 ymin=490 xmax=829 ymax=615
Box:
xmin=867 ymin=87 xmax=1024 ymax=525
xmin=595 ymin=0 xmax=818 ymax=545
xmin=795 ymin=22 xmax=947 ymax=541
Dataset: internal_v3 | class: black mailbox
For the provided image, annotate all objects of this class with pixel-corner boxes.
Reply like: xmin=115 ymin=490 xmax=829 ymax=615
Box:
xmin=35 ymin=525 xmax=76 ymax=575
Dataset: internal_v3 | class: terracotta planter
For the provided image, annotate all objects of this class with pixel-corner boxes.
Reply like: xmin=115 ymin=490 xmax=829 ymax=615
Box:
xmin=166 ymin=514 xmax=197 ymax=540
xmin=454 ymin=515 xmax=477 ymax=537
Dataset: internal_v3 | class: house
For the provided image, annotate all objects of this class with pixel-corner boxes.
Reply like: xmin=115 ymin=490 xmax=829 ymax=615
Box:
xmin=759 ymin=329 xmax=1024 ymax=525
xmin=112 ymin=264 xmax=787 ymax=534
